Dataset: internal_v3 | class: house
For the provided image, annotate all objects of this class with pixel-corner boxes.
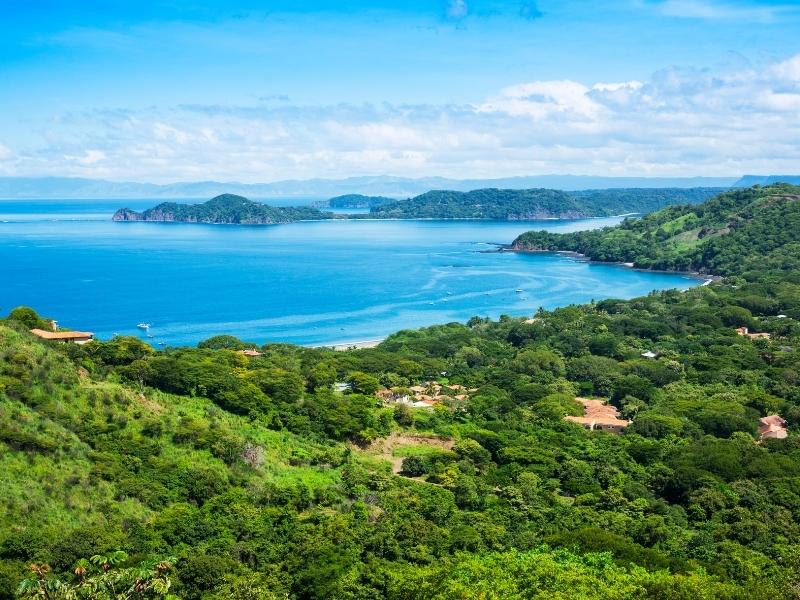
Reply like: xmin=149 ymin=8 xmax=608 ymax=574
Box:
xmin=377 ymin=379 xmax=472 ymax=407
xmin=641 ymin=350 xmax=658 ymax=359
xmin=410 ymin=400 xmax=435 ymax=410
xmin=758 ymin=415 xmax=788 ymax=440
xmin=30 ymin=328 xmax=94 ymax=345
xmin=334 ymin=381 xmax=353 ymax=393
xmin=237 ymin=349 xmax=262 ymax=357
xmin=736 ymin=327 xmax=771 ymax=340
xmin=376 ymin=388 xmax=410 ymax=403
xmin=565 ymin=397 xmax=630 ymax=434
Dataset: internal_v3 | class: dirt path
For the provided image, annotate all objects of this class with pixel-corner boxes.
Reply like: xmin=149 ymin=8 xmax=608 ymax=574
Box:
xmin=358 ymin=432 xmax=454 ymax=474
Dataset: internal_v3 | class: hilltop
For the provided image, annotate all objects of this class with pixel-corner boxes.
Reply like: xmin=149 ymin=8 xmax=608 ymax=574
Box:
xmin=368 ymin=187 xmax=725 ymax=220
xmin=112 ymin=193 xmax=333 ymax=225
xmin=326 ymin=194 xmax=396 ymax=209
xmin=112 ymin=194 xmax=333 ymax=225
xmin=512 ymin=183 xmax=800 ymax=278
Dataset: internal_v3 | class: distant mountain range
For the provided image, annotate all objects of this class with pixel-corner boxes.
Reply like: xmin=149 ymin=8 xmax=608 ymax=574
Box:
xmin=0 ymin=175 xmax=757 ymax=199
xmin=1 ymin=174 xmax=798 ymax=200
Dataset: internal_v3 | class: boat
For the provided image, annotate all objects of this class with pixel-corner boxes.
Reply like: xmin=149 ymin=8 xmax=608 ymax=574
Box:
xmin=515 ymin=289 xmax=524 ymax=293
xmin=137 ymin=323 xmax=151 ymax=329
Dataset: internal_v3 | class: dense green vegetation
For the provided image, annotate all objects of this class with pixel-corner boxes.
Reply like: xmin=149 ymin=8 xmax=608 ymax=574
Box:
xmin=326 ymin=194 xmax=396 ymax=209
xmin=367 ymin=187 xmax=724 ymax=220
xmin=112 ymin=188 xmax=726 ymax=226
xmin=4 ymin=184 xmax=800 ymax=598
xmin=512 ymin=183 xmax=800 ymax=276
xmin=112 ymin=194 xmax=333 ymax=225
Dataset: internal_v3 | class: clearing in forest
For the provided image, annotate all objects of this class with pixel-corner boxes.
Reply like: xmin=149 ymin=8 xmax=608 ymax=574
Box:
xmin=356 ymin=432 xmax=454 ymax=474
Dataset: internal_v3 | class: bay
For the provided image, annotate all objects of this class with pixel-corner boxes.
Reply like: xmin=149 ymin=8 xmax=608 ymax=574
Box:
xmin=0 ymin=200 xmax=700 ymax=347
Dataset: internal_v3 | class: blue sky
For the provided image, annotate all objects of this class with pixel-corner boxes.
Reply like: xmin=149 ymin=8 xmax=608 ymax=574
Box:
xmin=1 ymin=0 xmax=799 ymax=181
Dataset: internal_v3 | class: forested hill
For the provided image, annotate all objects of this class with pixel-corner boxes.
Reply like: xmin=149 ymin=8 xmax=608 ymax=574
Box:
xmin=368 ymin=187 xmax=724 ymax=220
xmin=326 ymin=194 xmax=396 ymax=209
xmin=112 ymin=194 xmax=333 ymax=224
xmin=7 ymin=184 xmax=800 ymax=598
xmin=512 ymin=184 xmax=800 ymax=278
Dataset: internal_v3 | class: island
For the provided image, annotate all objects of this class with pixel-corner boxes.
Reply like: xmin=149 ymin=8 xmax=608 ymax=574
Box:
xmin=113 ymin=193 xmax=334 ymax=224
xmin=114 ymin=188 xmax=728 ymax=226
xmin=326 ymin=194 xmax=396 ymax=209
xmin=363 ymin=186 xmax=724 ymax=220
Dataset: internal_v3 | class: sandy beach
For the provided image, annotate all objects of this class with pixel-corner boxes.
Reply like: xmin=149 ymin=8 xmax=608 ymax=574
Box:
xmin=317 ymin=339 xmax=385 ymax=351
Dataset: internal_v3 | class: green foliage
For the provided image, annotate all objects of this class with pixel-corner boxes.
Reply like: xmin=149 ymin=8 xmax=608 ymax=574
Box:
xmin=16 ymin=552 xmax=176 ymax=599
xmin=114 ymin=194 xmax=333 ymax=225
xmin=6 ymin=307 xmax=51 ymax=331
xmin=5 ymin=186 xmax=800 ymax=598
xmin=512 ymin=183 xmax=800 ymax=278
xmin=367 ymin=187 xmax=722 ymax=220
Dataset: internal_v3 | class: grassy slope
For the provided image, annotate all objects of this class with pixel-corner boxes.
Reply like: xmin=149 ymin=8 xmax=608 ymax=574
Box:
xmin=511 ymin=184 xmax=800 ymax=277
xmin=0 ymin=325 xmax=342 ymax=579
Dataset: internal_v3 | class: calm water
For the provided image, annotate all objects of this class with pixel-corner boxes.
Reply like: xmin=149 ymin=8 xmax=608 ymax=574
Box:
xmin=0 ymin=200 xmax=700 ymax=347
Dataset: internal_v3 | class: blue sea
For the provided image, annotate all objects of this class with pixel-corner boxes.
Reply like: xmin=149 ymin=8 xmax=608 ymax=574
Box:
xmin=0 ymin=199 xmax=700 ymax=347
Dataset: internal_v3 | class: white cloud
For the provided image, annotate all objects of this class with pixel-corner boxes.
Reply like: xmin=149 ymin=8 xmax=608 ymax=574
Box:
xmin=647 ymin=0 xmax=799 ymax=22
xmin=5 ymin=53 xmax=800 ymax=181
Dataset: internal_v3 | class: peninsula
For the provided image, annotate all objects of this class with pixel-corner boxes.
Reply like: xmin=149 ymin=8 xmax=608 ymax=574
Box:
xmin=362 ymin=187 xmax=724 ymax=220
xmin=509 ymin=183 xmax=800 ymax=275
xmin=113 ymin=193 xmax=333 ymax=224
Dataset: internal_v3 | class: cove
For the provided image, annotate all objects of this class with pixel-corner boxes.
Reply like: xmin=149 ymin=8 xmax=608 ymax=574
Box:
xmin=0 ymin=200 xmax=700 ymax=347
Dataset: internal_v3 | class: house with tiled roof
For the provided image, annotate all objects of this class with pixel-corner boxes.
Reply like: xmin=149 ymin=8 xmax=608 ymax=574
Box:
xmin=758 ymin=415 xmax=788 ymax=440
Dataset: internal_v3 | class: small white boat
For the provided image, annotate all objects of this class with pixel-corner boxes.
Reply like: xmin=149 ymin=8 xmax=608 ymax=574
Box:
xmin=515 ymin=289 xmax=524 ymax=293
xmin=137 ymin=323 xmax=151 ymax=329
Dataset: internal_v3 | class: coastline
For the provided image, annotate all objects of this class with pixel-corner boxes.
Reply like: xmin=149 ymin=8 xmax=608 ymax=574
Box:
xmin=312 ymin=338 xmax=385 ymax=351
xmin=502 ymin=245 xmax=716 ymax=284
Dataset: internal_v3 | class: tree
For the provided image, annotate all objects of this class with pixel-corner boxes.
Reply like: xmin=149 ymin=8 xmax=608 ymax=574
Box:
xmin=7 ymin=307 xmax=50 ymax=330
xmin=17 ymin=553 xmax=176 ymax=600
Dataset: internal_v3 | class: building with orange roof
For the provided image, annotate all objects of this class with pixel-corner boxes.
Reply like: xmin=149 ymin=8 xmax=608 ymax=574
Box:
xmin=30 ymin=328 xmax=94 ymax=344
xmin=758 ymin=415 xmax=788 ymax=440
xmin=565 ymin=397 xmax=630 ymax=434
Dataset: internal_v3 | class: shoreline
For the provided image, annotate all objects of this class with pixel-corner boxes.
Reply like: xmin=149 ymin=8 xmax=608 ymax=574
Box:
xmin=111 ymin=213 xmax=633 ymax=226
xmin=503 ymin=246 xmax=716 ymax=283
xmin=312 ymin=338 xmax=385 ymax=351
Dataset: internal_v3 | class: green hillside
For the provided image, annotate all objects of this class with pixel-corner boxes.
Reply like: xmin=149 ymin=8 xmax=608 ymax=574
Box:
xmin=4 ymin=185 xmax=800 ymax=598
xmin=368 ymin=187 xmax=723 ymax=220
xmin=512 ymin=183 xmax=800 ymax=278
xmin=113 ymin=194 xmax=333 ymax=225
xmin=327 ymin=194 xmax=396 ymax=209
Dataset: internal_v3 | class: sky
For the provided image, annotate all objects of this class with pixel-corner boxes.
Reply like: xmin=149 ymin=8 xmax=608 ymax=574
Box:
xmin=1 ymin=0 xmax=799 ymax=182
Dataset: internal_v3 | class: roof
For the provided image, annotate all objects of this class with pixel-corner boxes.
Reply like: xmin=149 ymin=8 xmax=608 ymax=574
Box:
xmin=30 ymin=328 xmax=93 ymax=340
xmin=565 ymin=415 xmax=630 ymax=428
xmin=566 ymin=397 xmax=630 ymax=428
xmin=760 ymin=415 xmax=786 ymax=427
xmin=237 ymin=349 xmax=262 ymax=357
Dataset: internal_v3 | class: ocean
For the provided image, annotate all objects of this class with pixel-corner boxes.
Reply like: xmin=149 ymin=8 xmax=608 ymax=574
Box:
xmin=0 ymin=199 xmax=700 ymax=347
